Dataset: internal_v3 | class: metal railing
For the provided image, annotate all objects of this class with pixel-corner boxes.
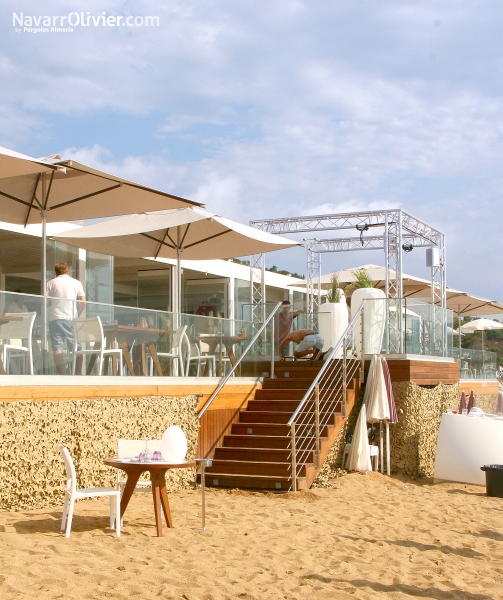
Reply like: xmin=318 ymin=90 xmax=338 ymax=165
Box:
xmin=198 ymin=302 xmax=282 ymax=419
xmin=288 ymin=302 xmax=366 ymax=491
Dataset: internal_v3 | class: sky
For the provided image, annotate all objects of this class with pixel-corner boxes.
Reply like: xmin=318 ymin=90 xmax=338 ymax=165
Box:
xmin=1 ymin=1 xmax=503 ymax=299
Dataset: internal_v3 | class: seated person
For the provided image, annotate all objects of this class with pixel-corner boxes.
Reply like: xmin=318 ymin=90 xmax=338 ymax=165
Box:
xmin=278 ymin=329 xmax=324 ymax=360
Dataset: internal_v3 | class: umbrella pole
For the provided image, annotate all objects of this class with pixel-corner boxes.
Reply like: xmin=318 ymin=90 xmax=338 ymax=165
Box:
xmin=380 ymin=421 xmax=384 ymax=474
xmin=386 ymin=421 xmax=390 ymax=476
xmin=41 ymin=206 xmax=47 ymax=373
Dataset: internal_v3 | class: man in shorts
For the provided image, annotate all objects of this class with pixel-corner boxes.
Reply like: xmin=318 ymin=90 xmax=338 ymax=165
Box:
xmin=278 ymin=300 xmax=304 ymax=357
xmin=278 ymin=329 xmax=324 ymax=360
xmin=46 ymin=262 xmax=86 ymax=375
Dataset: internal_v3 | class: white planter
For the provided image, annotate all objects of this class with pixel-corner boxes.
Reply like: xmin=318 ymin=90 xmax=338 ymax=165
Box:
xmin=318 ymin=296 xmax=349 ymax=357
xmin=351 ymin=288 xmax=386 ymax=354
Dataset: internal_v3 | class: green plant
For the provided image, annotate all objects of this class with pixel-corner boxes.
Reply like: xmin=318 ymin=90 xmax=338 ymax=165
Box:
xmin=351 ymin=268 xmax=374 ymax=289
xmin=327 ymin=273 xmax=342 ymax=303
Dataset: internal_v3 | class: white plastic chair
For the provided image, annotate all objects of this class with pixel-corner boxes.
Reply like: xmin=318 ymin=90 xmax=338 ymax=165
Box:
xmin=342 ymin=443 xmax=379 ymax=471
xmin=72 ymin=316 xmax=124 ymax=375
xmin=149 ymin=325 xmax=189 ymax=376
xmin=58 ymin=445 xmax=120 ymax=538
xmin=187 ymin=339 xmax=216 ymax=376
xmin=0 ymin=312 xmax=36 ymax=374
xmin=116 ymin=439 xmax=162 ymax=494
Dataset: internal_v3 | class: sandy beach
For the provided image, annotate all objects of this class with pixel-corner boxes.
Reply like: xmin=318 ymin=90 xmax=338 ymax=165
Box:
xmin=0 ymin=472 xmax=502 ymax=600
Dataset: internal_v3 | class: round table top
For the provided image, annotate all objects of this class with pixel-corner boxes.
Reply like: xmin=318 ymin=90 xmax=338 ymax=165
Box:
xmin=104 ymin=458 xmax=197 ymax=470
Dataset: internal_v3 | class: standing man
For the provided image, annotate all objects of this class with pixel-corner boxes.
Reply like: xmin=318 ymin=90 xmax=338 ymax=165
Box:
xmin=46 ymin=262 xmax=86 ymax=375
xmin=278 ymin=300 xmax=304 ymax=356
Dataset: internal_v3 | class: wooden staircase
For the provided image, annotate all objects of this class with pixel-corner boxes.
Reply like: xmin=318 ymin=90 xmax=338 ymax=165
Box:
xmin=203 ymin=360 xmax=360 ymax=492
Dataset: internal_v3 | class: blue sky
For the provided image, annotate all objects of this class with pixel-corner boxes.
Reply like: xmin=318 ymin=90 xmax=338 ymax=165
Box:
xmin=1 ymin=1 xmax=503 ymax=299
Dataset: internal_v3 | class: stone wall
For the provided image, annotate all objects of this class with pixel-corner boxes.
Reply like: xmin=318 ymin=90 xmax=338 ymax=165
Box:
xmin=314 ymin=381 xmax=460 ymax=483
xmin=0 ymin=395 xmax=199 ymax=511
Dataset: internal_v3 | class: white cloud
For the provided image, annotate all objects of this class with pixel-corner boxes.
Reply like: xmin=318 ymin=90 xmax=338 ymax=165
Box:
xmin=1 ymin=0 xmax=503 ymax=297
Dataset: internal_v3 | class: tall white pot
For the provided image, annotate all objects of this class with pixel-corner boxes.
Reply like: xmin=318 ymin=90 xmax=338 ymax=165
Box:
xmin=351 ymin=288 xmax=386 ymax=354
xmin=318 ymin=294 xmax=349 ymax=358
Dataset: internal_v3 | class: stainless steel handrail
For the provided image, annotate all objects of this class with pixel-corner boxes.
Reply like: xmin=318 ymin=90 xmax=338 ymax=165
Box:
xmin=198 ymin=302 xmax=282 ymax=419
xmin=288 ymin=301 xmax=366 ymax=491
xmin=287 ymin=301 xmax=366 ymax=426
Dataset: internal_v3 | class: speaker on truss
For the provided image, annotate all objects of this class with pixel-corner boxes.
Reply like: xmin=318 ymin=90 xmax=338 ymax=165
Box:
xmin=426 ymin=248 xmax=440 ymax=268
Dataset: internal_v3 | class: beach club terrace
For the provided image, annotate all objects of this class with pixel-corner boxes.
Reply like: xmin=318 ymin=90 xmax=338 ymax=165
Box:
xmin=0 ymin=218 xmax=500 ymax=499
xmin=0 ymin=146 xmax=501 ymax=508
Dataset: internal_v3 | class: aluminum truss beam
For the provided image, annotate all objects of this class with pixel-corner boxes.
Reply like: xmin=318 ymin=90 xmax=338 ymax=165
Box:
xmin=250 ymin=210 xmax=446 ymax=355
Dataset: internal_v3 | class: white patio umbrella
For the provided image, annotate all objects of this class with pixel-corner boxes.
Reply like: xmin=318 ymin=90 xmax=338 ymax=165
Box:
xmin=0 ymin=154 xmax=203 ymax=294
xmin=54 ymin=207 xmax=301 ymax=313
xmin=290 ymin=264 xmax=431 ymax=298
xmin=457 ymin=318 xmax=503 ymax=351
xmin=346 ymin=402 xmax=372 ymax=473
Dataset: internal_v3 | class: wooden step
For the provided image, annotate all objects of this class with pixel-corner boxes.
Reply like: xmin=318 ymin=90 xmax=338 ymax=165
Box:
xmin=262 ymin=378 xmax=313 ymax=390
xmin=239 ymin=411 xmax=294 ymax=424
xmin=206 ymin=459 xmax=306 ymax=477
xmin=254 ymin=389 xmax=307 ymax=400
xmin=214 ymin=446 xmax=314 ymax=463
xmin=223 ymin=434 xmax=328 ymax=450
xmin=231 ymin=423 xmax=291 ymax=436
xmin=203 ymin=473 xmax=308 ymax=491
xmin=233 ymin=419 xmax=336 ymax=435
xmin=246 ymin=399 xmax=303 ymax=412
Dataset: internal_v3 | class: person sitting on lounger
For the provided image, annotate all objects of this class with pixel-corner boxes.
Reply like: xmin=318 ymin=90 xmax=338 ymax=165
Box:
xmin=278 ymin=329 xmax=324 ymax=360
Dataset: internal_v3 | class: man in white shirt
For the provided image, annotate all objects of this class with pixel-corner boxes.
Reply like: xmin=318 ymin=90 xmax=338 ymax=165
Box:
xmin=46 ymin=262 xmax=86 ymax=375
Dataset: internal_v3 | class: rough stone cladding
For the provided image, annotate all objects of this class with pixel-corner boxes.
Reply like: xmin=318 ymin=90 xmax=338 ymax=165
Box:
xmin=314 ymin=381 xmax=460 ymax=484
xmin=0 ymin=395 xmax=199 ymax=511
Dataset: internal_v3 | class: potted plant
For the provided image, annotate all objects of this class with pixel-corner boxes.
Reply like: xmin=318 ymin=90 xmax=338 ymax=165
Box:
xmin=349 ymin=269 xmax=386 ymax=354
xmin=318 ymin=274 xmax=349 ymax=358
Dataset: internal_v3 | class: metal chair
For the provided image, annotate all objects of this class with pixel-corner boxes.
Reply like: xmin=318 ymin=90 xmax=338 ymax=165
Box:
xmin=58 ymin=445 xmax=120 ymax=538
xmin=72 ymin=316 xmax=124 ymax=375
xmin=0 ymin=312 xmax=36 ymax=374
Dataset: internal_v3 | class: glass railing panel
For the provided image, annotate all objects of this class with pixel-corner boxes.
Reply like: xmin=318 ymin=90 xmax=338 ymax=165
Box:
xmin=452 ymin=348 xmax=497 ymax=380
xmin=0 ymin=290 xmax=265 ymax=378
xmin=353 ymin=297 xmax=453 ymax=357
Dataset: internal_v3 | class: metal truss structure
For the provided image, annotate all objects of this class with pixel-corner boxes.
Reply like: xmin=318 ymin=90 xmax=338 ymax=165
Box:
xmin=250 ymin=209 xmax=446 ymax=355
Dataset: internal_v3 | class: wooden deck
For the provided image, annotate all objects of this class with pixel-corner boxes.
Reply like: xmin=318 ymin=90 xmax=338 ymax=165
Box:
xmin=373 ymin=358 xmax=460 ymax=386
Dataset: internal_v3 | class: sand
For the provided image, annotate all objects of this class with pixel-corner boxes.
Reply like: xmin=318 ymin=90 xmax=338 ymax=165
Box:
xmin=0 ymin=472 xmax=502 ymax=600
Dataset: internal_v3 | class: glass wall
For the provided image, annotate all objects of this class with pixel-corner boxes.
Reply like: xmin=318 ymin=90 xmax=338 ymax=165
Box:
xmin=0 ymin=289 xmax=271 ymax=378
xmin=86 ymin=251 xmax=113 ymax=305
xmin=235 ymin=278 xmax=250 ymax=321
xmin=452 ymin=348 xmax=498 ymax=380
xmin=183 ymin=277 xmax=228 ymax=317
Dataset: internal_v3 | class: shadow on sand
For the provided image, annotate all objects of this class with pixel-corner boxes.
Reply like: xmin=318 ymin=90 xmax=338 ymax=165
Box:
xmin=339 ymin=534 xmax=485 ymax=559
xmin=301 ymin=575 xmax=494 ymax=600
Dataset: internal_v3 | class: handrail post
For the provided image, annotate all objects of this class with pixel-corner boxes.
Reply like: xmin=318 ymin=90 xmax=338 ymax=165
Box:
xmin=290 ymin=423 xmax=297 ymax=492
xmin=270 ymin=313 xmax=275 ymax=379
xmin=314 ymin=384 xmax=320 ymax=468
xmin=360 ymin=303 xmax=365 ymax=384
xmin=342 ymin=341 xmax=347 ymax=418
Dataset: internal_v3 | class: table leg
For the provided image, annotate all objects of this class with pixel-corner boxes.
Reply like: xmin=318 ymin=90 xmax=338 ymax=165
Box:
xmin=147 ymin=342 xmax=164 ymax=376
xmin=159 ymin=473 xmax=173 ymax=528
xmin=119 ymin=470 xmax=142 ymax=519
xmin=86 ymin=343 xmax=101 ymax=375
xmin=120 ymin=341 xmax=135 ymax=376
xmin=151 ymin=471 xmax=164 ymax=537
xmin=140 ymin=343 xmax=147 ymax=376
xmin=112 ymin=339 xmax=118 ymax=376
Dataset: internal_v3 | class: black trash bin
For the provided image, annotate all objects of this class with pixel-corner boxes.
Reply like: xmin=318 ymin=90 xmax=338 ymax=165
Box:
xmin=480 ymin=465 xmax=503 ymax=497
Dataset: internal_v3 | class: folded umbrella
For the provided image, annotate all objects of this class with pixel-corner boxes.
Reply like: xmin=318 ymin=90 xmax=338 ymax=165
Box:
xmin=459 ymin=391 xmax=467 ymax=413
xmin=467 ymin=390 xmax=477 ymax=412
xmin=346 ymin=403 xmax=372 ymax=473
xmin=496 ymin=392 xmax=503 ymax=416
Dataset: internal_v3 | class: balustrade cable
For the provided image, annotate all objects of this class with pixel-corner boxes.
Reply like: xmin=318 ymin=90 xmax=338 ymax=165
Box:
xmin=287 ymin=302 xmax=366 ymax=491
